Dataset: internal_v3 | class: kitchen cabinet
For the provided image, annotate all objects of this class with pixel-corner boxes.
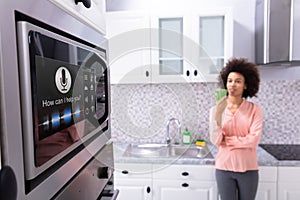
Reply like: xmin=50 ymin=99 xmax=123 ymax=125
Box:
xmin=114 ymin=163 xmax=153 ymax=200
xmin=48 ymin=0 xmax=106 ymax=34
xmin=152 ymin=164 xmax=218 ymax=200
xmin=114 ymin=163 xmax=218 ymax=200
xmin=255 ymin=166 xmax=277 ymax=200
xmin=106 ymin=11 xmax=151 ymax=84
xmin=277 ymin=166 xmax=300 ymax=200
xmin=106 ymin=8 xmax=233 ymax=84
xmin=151 ymin=8 xmax=233 ymax=83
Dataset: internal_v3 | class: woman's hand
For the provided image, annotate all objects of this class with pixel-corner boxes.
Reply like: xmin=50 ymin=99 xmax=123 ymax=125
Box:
xmin=215 ymin=96 xmax=227 ymax=126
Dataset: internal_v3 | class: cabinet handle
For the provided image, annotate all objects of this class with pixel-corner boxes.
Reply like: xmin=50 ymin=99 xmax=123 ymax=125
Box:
xmin=194 ymin=70 xmax=198 ymax=76
xmin=145 ymin=70 xmax=149 ymax=77
xmin=146 ymin=186 xmax=151 ymax=193
xmin=182 ymin=172 xmax=189 ymax=176
xmin=74 ymin=0 xmax=91 ymax=8
xmin=186 ymin=70 xmax=190 ymax=76
xmin=182 ymin=183 xmax=189 ymax=187
xmin=121 ymin=170 xmax=129 ymax=174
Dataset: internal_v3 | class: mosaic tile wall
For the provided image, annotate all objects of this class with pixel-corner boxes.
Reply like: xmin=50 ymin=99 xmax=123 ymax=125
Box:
xmin=111 ymin=80 xmax=300 ymax=145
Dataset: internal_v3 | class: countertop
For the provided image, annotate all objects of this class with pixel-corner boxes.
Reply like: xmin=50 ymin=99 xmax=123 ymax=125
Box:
xmin=112 ymin=142 xmax=298 ymax=167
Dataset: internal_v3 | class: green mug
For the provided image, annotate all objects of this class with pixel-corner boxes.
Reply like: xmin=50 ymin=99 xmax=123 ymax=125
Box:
xmin=215 ymin=89 xmax=227 ymax=101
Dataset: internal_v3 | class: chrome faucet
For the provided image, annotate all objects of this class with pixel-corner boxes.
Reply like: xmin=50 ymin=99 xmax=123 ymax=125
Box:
xmin=166 ymin=118 xmax=181 ymax=145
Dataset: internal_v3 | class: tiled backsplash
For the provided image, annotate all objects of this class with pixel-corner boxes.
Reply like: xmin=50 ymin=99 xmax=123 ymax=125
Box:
xmin=111 ymin=80 xmax=300 ymax=144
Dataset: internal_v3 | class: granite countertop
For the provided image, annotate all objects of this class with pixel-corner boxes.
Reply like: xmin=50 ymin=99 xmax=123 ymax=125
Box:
xmin=112 ymin=142 xmax=291 ymax=167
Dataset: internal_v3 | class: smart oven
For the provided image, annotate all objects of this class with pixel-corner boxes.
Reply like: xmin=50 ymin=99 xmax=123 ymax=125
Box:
xmin=17 ymin=15 xmax=110 ymax=190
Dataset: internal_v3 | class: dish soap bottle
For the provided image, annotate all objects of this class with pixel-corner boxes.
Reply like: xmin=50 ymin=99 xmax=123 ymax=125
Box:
xmin=182 ymin=128 xmax=191 ymax=145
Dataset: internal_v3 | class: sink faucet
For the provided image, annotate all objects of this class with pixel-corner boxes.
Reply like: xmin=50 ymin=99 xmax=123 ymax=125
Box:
xmin=166 ymin=118 xmax=181 ymax=145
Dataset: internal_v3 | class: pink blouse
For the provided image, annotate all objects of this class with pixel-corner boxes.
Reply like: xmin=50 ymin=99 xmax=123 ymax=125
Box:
xmin=209 ymin=100 xmax=263 ymax=172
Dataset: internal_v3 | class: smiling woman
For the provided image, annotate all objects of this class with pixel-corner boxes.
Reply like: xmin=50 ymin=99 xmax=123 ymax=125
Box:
xmin=209 ymin=57 xmax=263 ymax=200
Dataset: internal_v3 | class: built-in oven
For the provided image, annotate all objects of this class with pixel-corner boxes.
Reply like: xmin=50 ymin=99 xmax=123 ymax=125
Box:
xmin=53 ymin=143 xmax=119 ymax=200
xmin=0 ymin=1 xmax=114 ymax=199
xmin=16 ymin=13 xmax=113 ymax=196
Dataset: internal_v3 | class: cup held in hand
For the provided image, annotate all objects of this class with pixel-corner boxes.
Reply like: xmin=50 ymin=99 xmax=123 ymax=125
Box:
xmin=215 ymin=89 xmax=227 ymax=101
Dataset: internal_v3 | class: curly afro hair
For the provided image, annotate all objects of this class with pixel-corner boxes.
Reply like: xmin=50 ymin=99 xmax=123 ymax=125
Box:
xmin=218 ymin=57 xmax=260 ymax=98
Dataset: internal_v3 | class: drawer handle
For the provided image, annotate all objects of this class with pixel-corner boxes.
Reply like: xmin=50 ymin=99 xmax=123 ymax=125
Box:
xmin=74 ymin=0 xmax=91 ymax=8
xmin=121 ymin=170 xmax=129 ymax=174
xmin=182 ymin=183 xmax=189 ymax=187
xmin=182 ymin=172 xmax=189 ymax=176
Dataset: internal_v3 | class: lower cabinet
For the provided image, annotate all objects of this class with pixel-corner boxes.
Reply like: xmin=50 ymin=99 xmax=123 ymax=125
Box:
xmin=277 ymin=166 xmax=300 ymax=200
xmin=152 ymin=164 xmax=218 ymax=200
xmin=255 ymin=166 xmax=277 ymax=200
xmin=114 ymin=163 xmax=218 ymax=200
xmin=153 ymin=180 xmax=217 ymax=200
xmin=114 ymin=163 xmax=280 ymax=200
xmin=114 ymin=178 xmax=152 ymax=200
xmin=114 ymin=163 xmax=153 ymax=200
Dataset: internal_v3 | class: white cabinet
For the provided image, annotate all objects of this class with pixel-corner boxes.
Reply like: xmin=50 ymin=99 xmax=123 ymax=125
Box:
xmin=152 ymin=164 xmax=218 ymax=200
xmin=106 ymin=8 xmax=233 ymax=84
xmin=277 ymin=167 xmax=300 ymax=200
xmin=114 ymin=163 xmax=218 ymax=200
xmin=255 ymin=166 xmax=277 ymax=200
xmin=150 ymin=8 xmax=233 ymax=83
xmin=106 ymin=11 xmax=151 ymax=84
xmin=114 ymin=163 xmax=153 ymax=200
xmin=194 ymin=8 xmax=233 ymax=82
xmin=49 ymin=0 xmax=106 ymax=34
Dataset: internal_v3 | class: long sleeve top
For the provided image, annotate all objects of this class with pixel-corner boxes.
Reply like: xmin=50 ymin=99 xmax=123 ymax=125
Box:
xmin=209 ymin=100 xmax=263 ymax=172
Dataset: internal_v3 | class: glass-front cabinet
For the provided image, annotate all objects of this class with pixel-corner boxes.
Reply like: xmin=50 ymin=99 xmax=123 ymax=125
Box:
xmin=106 ymin=8 xmax=233 ymax=84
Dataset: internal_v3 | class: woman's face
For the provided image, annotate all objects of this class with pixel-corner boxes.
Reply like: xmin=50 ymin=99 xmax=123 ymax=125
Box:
xmin=226 ymin=72 xmax=247 ymax=98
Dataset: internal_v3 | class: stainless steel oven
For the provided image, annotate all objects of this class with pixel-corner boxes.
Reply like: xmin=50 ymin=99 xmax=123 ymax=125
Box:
xmin=0 ymin=1 xmax=115 ymax=199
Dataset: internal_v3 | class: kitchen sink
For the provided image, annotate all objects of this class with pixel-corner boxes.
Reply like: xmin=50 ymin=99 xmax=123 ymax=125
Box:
xmin=123 ymin=143 xmax=213 ymax=159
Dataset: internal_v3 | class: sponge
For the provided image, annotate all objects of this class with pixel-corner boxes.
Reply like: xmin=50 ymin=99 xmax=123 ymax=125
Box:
xmin=196 ymin=139 xmax=206 ymax=147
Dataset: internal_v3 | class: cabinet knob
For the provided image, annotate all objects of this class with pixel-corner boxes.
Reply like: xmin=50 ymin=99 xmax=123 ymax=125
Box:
xmin=74 ymin=0 xmax=91 ymax=8
xmin=146 ymin=70 xmax=150 ymax=77
xmin=186 ymin=70 xmax=190 ymax=76
xmin=182 ymin=183 xmax=189 ymax=187
xmin=182 ymin=172 xmax=189 ymax=176
xmin=121 ymin=170 xmax=129 ymax=174
xmin=194 ymin=70 xmax=198 ymax=76
xmin=146 ymin=186 xmax=151 ymax=193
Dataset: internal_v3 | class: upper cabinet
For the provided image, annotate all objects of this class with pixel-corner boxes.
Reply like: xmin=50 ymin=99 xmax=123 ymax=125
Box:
xmin=106 ymin=11 xmax=151 ymax=84
xmin=106 ymin=8 xmax=233 ymax=84
xmin=49 ymin=0 xmax=106 ymax=34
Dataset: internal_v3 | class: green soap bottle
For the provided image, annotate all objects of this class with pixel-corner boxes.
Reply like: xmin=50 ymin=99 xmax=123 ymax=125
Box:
xmin=182 ymin=128 xmax=191 ymax=145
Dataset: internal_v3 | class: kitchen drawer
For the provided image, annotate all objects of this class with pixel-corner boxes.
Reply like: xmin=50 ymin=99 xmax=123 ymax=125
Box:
xmin=152 ymin=164 xmax=215 ymax=181
xmin=278 ymin=166 xmax=300 ymax=182
xmin=259 ymin=166 xmax=277 ymax=182
xmin=114 ymin=163 xmax=152 ymax=179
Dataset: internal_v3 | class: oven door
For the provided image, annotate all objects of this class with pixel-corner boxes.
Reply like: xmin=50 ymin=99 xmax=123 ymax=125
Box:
xmin=54 ymin=143 xmax=118 ymax=200
xmin=17 ymin=21 xmax=110 ymax=181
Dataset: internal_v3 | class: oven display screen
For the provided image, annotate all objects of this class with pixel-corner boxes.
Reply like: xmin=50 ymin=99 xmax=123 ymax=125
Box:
xmin=29 ymin=31 xmax=108 ymax=166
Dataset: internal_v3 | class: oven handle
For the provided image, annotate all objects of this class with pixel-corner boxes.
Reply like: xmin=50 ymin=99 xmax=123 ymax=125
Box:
xmin=110 ymin=189 xmax=119 ymax=200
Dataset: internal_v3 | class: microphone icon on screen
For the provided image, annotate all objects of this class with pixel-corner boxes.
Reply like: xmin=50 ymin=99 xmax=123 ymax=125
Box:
xmin=60 ymin=69 xmax=68 ymax=91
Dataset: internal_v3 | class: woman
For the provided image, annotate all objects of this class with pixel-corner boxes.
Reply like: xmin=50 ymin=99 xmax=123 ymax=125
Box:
xmin=209 ymin=58 xmax=263 ymax=200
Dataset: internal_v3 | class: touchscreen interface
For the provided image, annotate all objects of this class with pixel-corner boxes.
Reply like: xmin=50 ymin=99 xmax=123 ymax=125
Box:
xmin=29 ymin=31 xmax=108 ymax=166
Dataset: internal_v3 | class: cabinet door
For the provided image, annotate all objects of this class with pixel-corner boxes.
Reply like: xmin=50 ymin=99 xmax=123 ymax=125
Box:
xmin=106 ymin=11 xmax=151 ymax=84
xmin=153 ymin=180 xmax=217 ymax=200
xmin=255 ymin=182 xmax=277 ymax=200
xmin=195 ymin=8 xmax=233 ymax=82
xmin=254 ymin=166 xmax=277 ymax=200
xmin=115 ymin=178 xmax=152 ymax=200
xmin=150 ymin=12 xmax=193 ymax=83
xmin=278 ymin=166 xmax=300 ymax=200
xmin=49 ymin=0 xmax=106 ymax=34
